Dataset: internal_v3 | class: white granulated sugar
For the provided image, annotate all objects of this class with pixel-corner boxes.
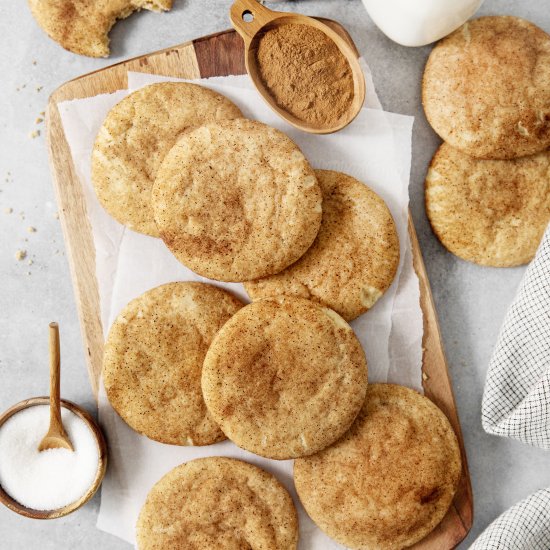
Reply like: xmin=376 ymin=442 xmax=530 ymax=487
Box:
xmin=0 ymin=405 xmax=99 ymax=511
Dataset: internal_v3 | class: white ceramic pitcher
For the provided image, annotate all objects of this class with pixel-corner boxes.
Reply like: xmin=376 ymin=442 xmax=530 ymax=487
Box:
xmin=362 ymin=0 xmax=484 ymax=47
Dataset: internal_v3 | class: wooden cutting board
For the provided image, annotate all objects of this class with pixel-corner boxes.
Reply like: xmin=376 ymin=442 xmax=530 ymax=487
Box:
xmin=46 ymin=22 xmax=473 ymax=550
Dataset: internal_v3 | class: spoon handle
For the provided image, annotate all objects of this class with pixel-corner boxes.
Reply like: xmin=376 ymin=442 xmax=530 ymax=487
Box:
xmin=230 ymin=0 xmax=275 ymax=44
xmin=49 ymin=322 xmax=64 ymax=435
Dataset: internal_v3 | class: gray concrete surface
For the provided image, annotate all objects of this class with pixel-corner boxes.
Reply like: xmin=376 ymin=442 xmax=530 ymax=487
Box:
xmin=0 ymin=1 xmax=549 ymax=548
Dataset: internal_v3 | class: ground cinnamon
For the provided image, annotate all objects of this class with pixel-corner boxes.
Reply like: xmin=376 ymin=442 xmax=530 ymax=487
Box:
xmin=255 ymin=23 xmax=355 ymax=127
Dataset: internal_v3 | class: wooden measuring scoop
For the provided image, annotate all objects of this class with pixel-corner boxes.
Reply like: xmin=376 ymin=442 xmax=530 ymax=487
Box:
xmin=38 ymin=322 xmax=74 ymax=452
xmin=230 ymin=0 xmax=366 ymax=134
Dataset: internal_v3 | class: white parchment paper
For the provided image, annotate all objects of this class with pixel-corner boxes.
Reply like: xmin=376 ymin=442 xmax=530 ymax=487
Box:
xmin=57 ymin=63 xmax=421 ymax=548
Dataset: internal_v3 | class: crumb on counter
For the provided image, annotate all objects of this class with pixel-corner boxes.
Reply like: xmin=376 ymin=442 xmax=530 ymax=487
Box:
xmin=29 ymin=130 xmax=40 ymax=139
xmin=4 ymin=207 xmax=13 ymax=214
xmin=15 ymin=250 xmax=27 ymax=261
xmin=27 ymin=226 xmax=36 ymax=233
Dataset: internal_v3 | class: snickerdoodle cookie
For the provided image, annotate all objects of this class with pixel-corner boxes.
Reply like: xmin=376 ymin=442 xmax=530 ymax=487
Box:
xmin=152 ymin=119 xmax=322 ymax=282
xmin=294 ymin=384 xmax=462 ymax=550
xmin=103 ymin=282 xmax=243 ymax=446
xmin=425 ymin=143 xmax=550 ymax=267
xmin=28 ymin=0 xmax=172 ymax=58
xmin=137 ymin=457 xmax=298 ymax=549
xmin=245 ymin=170 xmax=399 ymax=320
xmin=92 ymin=82 xmax=242 ymax=236
xmin=201 ymin=296 xmax=367 ymax=459
xmin=423 ymin=16 xmax=550 ymax=159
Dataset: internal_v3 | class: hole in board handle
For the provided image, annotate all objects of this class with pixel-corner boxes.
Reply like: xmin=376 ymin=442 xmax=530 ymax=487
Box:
xmin=242 ymin=10 xmax=254 ymax=22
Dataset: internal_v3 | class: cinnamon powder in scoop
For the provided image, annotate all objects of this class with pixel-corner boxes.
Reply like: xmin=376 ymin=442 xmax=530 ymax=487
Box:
xmin=255 ymin=24 xmax=355 ymax=127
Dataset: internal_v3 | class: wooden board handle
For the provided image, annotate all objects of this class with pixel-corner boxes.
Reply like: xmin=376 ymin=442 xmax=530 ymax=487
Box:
xmin=230 ymin=0 xmax=276 ymax=44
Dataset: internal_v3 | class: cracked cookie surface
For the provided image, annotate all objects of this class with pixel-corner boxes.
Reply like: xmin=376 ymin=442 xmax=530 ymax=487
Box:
xmin=426 ymin=143 xmax=550 ymax=266
xmin=423 ymin=16 xmax=550 ymax=159
xmin=201 ymin=296 xmax=367 ymax=459
xmin=152 ymin=119 xmax=322 ymax=282
xmin=28 ymin=0 xmax=173 ymax=57
xmin=137 ymin=457 xmax=298 ymax=550
xmin=92 ymin=83 xmax=242 ymax=236
xmin=245 ymin=170 xmax=399 ymax=321
xmin=103 ymin=282 xmax=243 ymax=445
xmin=294 ymin=384 xmax=462 ymax=550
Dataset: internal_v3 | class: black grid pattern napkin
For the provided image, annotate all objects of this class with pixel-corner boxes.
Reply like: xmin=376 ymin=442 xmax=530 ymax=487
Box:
xmin=471 ymin=223 xmax=550 ymax=549
xmin=482 ymin=224 xmax=550 ymax=448
xmin=471 ymin=489 xmax=550 ymax=549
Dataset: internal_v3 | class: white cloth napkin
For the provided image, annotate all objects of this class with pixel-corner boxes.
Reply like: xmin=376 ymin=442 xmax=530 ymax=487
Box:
xmin=471 ymin=223 xmax=550 ymax=549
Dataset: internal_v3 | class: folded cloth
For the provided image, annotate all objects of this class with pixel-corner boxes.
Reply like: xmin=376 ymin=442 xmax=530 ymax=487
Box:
xmin=470 ymin=489 xmax=550 ymax=549
xmin=471 ymin=223 xmax=550 ymax=549
xmin=482 ymin=224 xmax=550 ymax=447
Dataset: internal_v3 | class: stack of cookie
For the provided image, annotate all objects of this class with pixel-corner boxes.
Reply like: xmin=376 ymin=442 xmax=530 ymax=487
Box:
xmin=91 ymin=81 xmax=462 ymax=549
xmin=422 ymin=16 xmax=550 ymax=267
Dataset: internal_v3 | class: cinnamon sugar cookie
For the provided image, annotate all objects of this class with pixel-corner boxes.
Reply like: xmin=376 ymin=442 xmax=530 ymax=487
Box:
xmin=423 ymin=16 xmax=550 ymax=159
xmin=28 ymin=0 xmax=172 ymax=58
xmin=294 ymin=384 xmax=461 ymax=550
xmin=245 ymin=170 xmax=399 ymax=320
xmin=137 ymin=457 xmax=298 ymax=549
xmin=201 ymin=296 xmax=367 ymax=459
xmin=103 ymin=282 xmax=243 ymax=446
xmin=152 ymin=119 xmax=322 ymax=282
xmin=92 ymin=83 xmax=242 ymax=236
xmin=425 ymin=143 xmax=550 ymax=266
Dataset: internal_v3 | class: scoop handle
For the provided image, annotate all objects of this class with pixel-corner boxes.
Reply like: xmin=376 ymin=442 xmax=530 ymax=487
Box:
xmin=230 ymin=0 xmax=276 ymax=45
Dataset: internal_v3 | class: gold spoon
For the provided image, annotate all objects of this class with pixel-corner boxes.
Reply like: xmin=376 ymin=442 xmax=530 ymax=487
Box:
xmin=38 ymin=322 xmax=73 ymax=452
xmin=229 ymin=0 xmax=366 ymax=134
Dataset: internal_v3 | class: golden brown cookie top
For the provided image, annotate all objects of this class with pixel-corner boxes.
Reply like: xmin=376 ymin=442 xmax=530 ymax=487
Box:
xmin=28 ymin=0 xmax=173 ymax=58
xmin=152 ymin=119 xmax=322 ymax=282
xmin=103 ymin=282 xmax=243 ymax=446
xmin=423 ymin=16 xmax=550 ymax=159
xmin=201 ymin=296 xmax=368 ymax=459
xmin=245 ymin=170 xmax=399 ymax=320
xmin=425 ymin=143 xmax=550 ymax=267
xmin=136 ymin=457 xmax=298 ymax=550
xmin=92 ymin=82 xmax=242 ymax=236
xmin=294 ymin=384 xmax=462 ymax=550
